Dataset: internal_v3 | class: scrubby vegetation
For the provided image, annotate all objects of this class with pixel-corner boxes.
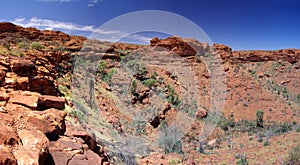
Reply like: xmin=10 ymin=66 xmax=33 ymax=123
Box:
xmin=158 ymin=126 xmax=183 ymax=154
xmin=285 ymin=144 xmax=300 ymax=165
xmin=31 ymin=41 xmax=44 ymax=50
xmin=256 ymin=110 xmax=264 ymax=128
xmin=166 ymin=85 xmax=180 ymax=107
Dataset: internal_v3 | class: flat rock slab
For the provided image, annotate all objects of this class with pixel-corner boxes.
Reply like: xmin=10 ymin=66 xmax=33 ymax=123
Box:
xmin=38 ymin=95 xmax=65 ymax=110
xmin=9 ymin=95 xmax=38 ymax=109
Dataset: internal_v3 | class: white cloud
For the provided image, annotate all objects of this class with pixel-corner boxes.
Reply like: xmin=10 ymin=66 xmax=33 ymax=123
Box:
xmin=13 ymin=17 xmax=105 ymax=33
xmin=10 ymin=17 xmax=151 ymax=44
xmin=88 ymin=0 xmax=104 ymax=7
xmin=127 ymin=34 xmax=152 ymax=44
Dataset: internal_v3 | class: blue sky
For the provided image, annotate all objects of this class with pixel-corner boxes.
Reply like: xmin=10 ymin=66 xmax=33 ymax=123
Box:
xmin=1 ymin=0 xmax=300 ymax=50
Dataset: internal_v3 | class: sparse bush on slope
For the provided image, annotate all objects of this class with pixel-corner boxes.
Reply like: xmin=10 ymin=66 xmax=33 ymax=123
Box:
xmin=286 ymin=144 xmax=300 ymax=165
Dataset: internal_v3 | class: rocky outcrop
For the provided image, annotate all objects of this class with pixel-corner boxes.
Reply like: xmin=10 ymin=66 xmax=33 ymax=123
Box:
xmin=1 ymin=22 xmax=299 ymax=164
xmin=213 ymin=43 xmax=300 ymax=63
xmin=0 ymin=22 xmax=86 ymax=45
xmin=150 ymin=36 xmax=197 ymax=57
xmin=233 ymin=49 xmax=300 ymax=63
xmin=0 ymin=22 xmax=109 ymax=164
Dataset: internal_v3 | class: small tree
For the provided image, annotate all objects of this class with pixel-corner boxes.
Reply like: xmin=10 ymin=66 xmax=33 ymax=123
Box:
xmin=256 ymin=110 xmax=264 ymax=128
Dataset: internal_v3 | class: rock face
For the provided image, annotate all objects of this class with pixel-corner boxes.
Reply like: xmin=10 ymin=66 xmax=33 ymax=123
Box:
xmin=150 ymin=36 xmax=197 ymax=57
xmin=213 ymin=43 xmax=300 ymax=64
xmin=0 ymin=22 xmax=109 ymax=165
xmin=232 ymin=49 xmax=300 ymax=63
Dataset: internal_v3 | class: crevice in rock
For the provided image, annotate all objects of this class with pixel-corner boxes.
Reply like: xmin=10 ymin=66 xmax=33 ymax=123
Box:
xmin=66 ymin=153 xmax=78 ymax=165
xmin=39 ymin=152 xmax=55 ymax=165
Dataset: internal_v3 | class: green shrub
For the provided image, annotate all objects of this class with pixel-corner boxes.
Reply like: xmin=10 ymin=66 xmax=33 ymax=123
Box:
xmin=256 ymin=110 xmax=264 ymax=128
xmin=31 ymin=42 xmax=44 ymax=50
xmin=167 ymin=85 xmax=180 ymax=106
xmin=139 ymin=65 xmax=147 ymax=76
xmin=296 ymin=126 xmax=300 ymax=133
xmin=263 ymin=140 xmax=270 ymax=146
xmin=169 ymin=159 xmax=181 ymax=164
xmin=130 ymin=79 xmax=137 ymax=94
xmin=97 ymin=61 xmax=106 ymax=73
xmin=102 ymin=68 xmax=116 ymax=84
xmin=143 ymin=78 xmax=156 ymax=88
xmin=277 ymin=122 xmax=293 ymax=134
xmin=18 ymin=42 xmax=28 ymax=49
xmin=235 ymin=120 xmax=256 ymax=133
xmin=53 ymin=46 xmax=67 ymax=52
xmin=9 ymin=50 xmax=26 ymax=58
xmin=219 ymin=117 xmax=235 ymax=131
xmin=69 ymin=109 xmax=85 ymax=122
xmin=235 ymin=154 xmax=248 ymax=165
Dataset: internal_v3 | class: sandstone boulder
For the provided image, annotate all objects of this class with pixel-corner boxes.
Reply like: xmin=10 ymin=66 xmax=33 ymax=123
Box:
xmin=49 ymin=136 xmax=104 ymax=165
xmin=27 ymin=109 xmax=67 ymax=140
xmin=10 ymin=59 xmax=36 ymax=77
xmin=65 ymin=130 xmax=98 ymax=152
xmin=29 ymin=76 xmax=58 ymax=96
xmin=16 ymin=77 xmax=29 ymax=90
xmin=196 ymin=108 xmax=208 ymax=118
xmin=66 ymin=39 xmax=82 ymax=52
xmin=14 ymin=130 xmax=50 ymax=165
xmin=38 ymin=95 xmax=65 ymax=110
xmin=0 ymin=123 xmax=18 ymax=145
xmin=0 ymin=146 xmax=17 ymax=165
